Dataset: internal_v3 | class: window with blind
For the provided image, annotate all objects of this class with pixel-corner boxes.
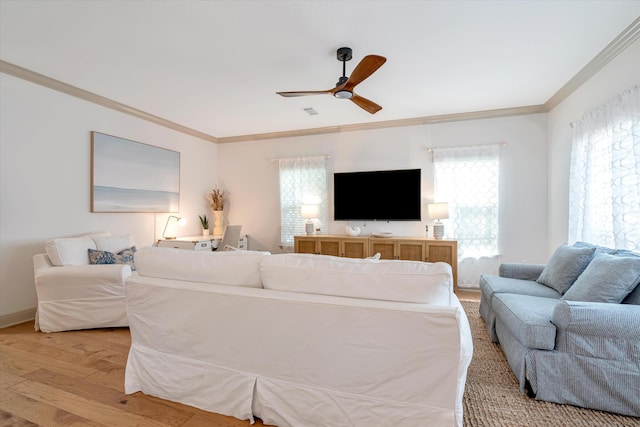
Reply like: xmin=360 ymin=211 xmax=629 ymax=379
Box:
xmin=278 ymin=156 xmax=328 ymax=246
xmin=569 ymin=85 xmax=640 ymax=251
xmin=433 ymin=144 xmax=501 ymax=287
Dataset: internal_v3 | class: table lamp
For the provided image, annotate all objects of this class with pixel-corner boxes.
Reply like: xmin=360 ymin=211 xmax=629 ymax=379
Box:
xmin=301 ymin=204 xmax=319 ymax=235
xmin=427 ymin=203 xmax=449 ymax=240
xmin=162 ymin=215 xmax=186 ymax=239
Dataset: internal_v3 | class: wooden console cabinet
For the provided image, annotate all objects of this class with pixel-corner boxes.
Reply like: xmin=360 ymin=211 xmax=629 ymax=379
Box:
xmin=295 ymin=235 xmax=369 ymax=259
xmin=294 ymin=235 xmax=458 ymax=291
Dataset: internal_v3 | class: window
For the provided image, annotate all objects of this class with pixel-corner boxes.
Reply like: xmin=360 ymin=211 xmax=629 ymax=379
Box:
xmin=569 ymin=85 xmax=640 ymax=251
xmin=278 ymin=156 xmax=328 ymax=246
xmin=433 ymin=144 xmax=501 ymax=287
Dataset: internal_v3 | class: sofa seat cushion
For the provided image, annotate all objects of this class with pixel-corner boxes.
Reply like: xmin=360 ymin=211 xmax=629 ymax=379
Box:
xmin=480 ymin=275 xmax=561 ymax=305
xmin=492 ymin=294 xmax=559 ymax=350
xmin=135 ymin=246 xmax=270 ymax=288
xmin=260 ymin=253 xmax=453 ymax=305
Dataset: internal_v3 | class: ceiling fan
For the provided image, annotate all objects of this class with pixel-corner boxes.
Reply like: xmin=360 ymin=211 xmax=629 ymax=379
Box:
xmin=276 ymin=47 xmax=387 ymax=114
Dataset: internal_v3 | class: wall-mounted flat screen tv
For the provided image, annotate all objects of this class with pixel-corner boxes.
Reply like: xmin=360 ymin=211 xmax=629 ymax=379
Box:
xmin=334 ymin=168 xmax=422 ymax=221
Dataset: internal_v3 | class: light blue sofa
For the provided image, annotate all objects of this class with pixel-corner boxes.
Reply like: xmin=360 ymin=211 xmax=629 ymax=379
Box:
xmin=479 ymin=243 xmax=640 ymax=417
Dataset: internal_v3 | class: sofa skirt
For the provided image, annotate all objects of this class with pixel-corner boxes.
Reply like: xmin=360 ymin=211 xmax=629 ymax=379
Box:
xmin=126 ymin=344 xmax=459 ymax=427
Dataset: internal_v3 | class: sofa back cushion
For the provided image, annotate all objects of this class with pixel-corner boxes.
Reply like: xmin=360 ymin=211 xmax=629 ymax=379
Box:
xmin=135 ymin=246 xmax=270 ymax=288
xmin=94 ymin=234 xmax=136 ymax=253
xmin=536 ymin=244 xmax=596 ymax=294
xmin=45 ymin=232 xmax=119 ymax=266
xmin=562 ymin=253 xmax=640 ymax=303
xmin=260 ymin=253 xmax=453 ymax=305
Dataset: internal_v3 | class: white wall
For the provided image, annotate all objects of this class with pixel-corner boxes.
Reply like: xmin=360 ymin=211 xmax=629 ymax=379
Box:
xmin=547 ymin=38 xmax=640 ymax=252
xmin=0 ymin=74 xmax=219 ymax=322
xmin=218 ymin=113 xmax=548 ymax=264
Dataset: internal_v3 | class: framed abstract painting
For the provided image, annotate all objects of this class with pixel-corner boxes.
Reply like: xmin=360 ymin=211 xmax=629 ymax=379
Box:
xmin=91 ymin=131 xmax=180 ymax=212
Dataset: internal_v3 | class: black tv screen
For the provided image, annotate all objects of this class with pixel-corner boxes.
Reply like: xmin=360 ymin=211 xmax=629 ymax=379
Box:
xmin=334 ymin=168 xmax=422 ymax=221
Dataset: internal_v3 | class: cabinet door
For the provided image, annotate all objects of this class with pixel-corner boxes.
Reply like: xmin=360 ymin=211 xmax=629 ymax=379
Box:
xmin=397 ymin=240 xmax=425 ymax=261
xmin=370 ymin=240 xmax=395 ymax=260
xmin=426 ymin=240 xmax=458 ymax=291
xmin=343 ymin=239 xmax=369 ymax=258
xmin=318 ymin=238 xmax=341 ymax=257
xmin=426 ymin=242 xmax=454 ymax=264
xmin=295 ymin=236 xmax=317 ymax=254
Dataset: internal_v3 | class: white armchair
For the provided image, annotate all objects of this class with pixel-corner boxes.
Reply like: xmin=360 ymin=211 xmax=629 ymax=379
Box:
xmin=33 ymin=233 xmax=135 ymax=332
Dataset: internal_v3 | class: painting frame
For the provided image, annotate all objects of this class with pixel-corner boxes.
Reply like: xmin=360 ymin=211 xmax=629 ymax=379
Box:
xmin=91 ymin=131 xmax=180 ymax=213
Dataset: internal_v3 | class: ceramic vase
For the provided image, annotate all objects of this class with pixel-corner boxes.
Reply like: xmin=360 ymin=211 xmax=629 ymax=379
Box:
xmin=213 ymin=210 xmax=224 ymax=235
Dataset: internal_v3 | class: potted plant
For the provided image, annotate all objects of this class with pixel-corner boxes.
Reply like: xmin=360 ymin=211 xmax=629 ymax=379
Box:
xmin=199 ymin=215 xmax=210 ymax=236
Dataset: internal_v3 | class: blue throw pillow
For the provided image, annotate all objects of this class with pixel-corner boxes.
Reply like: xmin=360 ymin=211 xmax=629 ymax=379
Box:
xmin=562 ymin=253 xmax=640 ymax=303
xmin=88 ymin=246 xmax=137 ymax=271
xmin=537 ymin=244 xmax=596 ymax=294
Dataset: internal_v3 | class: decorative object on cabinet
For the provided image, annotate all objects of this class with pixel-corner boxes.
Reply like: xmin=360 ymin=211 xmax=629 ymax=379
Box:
xmin=199 ymin=215 xmax=210 ymax=236
xmin=91 ymin=131 xmax=180 ymax=213
xmin=301 ymin=204 xmax=319 ymax=235
xmin=208 ymin=186 xmax=227 ymax=235
xmin=162 ymin=215 xmax=185 ymax=239
xmin=372 ymin=232 xmax=393 ymax=238
xmin=428 ymin=202 xmax=449 ymax=239
xmin=208 ymin=186 xmax=226 ymax=210
xmin=345 ymin=225 xmax=361 ymax=236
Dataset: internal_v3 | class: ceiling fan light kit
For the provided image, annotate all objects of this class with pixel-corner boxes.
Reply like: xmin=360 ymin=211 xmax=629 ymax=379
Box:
xmin=334 ymin=90 xmax=353 ymax=99
xmin=276 ymin=47 xmax=386 ymax=114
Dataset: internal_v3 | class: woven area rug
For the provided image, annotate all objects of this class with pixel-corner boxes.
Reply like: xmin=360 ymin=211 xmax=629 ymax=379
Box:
xmin=460 ymin=300 xmax=640 ymax=427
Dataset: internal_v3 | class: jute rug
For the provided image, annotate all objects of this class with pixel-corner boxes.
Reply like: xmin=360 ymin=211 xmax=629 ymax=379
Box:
xmin=460 ymin=300 xmax=639 ymax=426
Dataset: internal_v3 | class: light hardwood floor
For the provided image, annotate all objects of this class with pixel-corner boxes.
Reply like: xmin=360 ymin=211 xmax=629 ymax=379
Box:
xmin=456 ymin=288 xmax=481 ymax=302
xmin=1 ymin=290 xmax=479 ymax=426
xmin=0 ymin=321 xmax=272 ymax=426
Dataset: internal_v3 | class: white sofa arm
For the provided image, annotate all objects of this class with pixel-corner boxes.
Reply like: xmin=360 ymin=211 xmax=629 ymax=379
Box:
xmin=34 ymin=253 xmax=132 ymax=300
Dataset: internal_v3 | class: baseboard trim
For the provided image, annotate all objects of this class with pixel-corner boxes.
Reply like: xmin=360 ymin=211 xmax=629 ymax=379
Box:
xmin=0 ymin=307 xmax=36 ymax=329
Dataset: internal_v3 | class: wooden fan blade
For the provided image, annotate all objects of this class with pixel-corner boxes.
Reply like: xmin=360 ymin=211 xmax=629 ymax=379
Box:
xmin=343 ymin=55 xmax=386 ymax=91
xmin=276 ymin=90 xmax=332 ymax=97
xmin=351 ymin=94 xmax=382 ymax=114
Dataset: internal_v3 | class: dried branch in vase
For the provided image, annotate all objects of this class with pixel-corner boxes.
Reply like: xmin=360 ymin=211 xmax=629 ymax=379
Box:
xmin=208 ymin=186 xmax=226 ymax=211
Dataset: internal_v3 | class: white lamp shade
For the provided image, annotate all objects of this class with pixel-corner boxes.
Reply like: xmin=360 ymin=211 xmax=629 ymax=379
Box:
xmin=427 ymin=202 xmax=449 ymax=220
xmin=301 ymin=204 xmax=319 ymax=219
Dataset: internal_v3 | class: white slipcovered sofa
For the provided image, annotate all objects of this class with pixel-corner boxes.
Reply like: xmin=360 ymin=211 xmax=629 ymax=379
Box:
xmin=33 ymin=232 xmax=136 ymax=332
xmin=125 ymin=246 xmax=473 ymax=427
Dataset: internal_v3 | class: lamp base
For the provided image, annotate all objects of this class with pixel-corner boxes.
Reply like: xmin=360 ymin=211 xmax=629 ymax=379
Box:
xmin=305 ymin=221 xmax=314 ymax=235
xmin=433 ymin=223 xmax=445 ymax=240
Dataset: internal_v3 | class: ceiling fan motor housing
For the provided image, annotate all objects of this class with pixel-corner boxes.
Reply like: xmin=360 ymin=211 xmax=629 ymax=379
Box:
xmin=335 ymin=47 xmax=354 ymax=98
xmin=336 ymin=47 xmax=353 ymax=62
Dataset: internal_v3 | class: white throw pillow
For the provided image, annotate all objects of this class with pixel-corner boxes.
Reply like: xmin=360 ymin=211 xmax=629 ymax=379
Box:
xmin=135 ymin=246 xmax=271 ymax=288
xmin=94 ymin=234 xmax=135 ymax=253
xmin=45 ymin=236 xmax=97 ymax=266
xmin=260 ymin=253 xmax=453 ymax=305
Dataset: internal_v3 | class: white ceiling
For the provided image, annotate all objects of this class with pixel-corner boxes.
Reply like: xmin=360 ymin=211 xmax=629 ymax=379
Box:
xmin=1 ymin=0 xmax=639 ymax=140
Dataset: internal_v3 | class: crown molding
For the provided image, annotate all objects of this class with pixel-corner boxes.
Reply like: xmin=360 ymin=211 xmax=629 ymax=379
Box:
xmin=545 ymin=15 xmax=640 ymax=110
xmin=0 ymin=60 xmax=219 ymax=144
xmin=215 ymin=105 xmax=547 ymax=143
